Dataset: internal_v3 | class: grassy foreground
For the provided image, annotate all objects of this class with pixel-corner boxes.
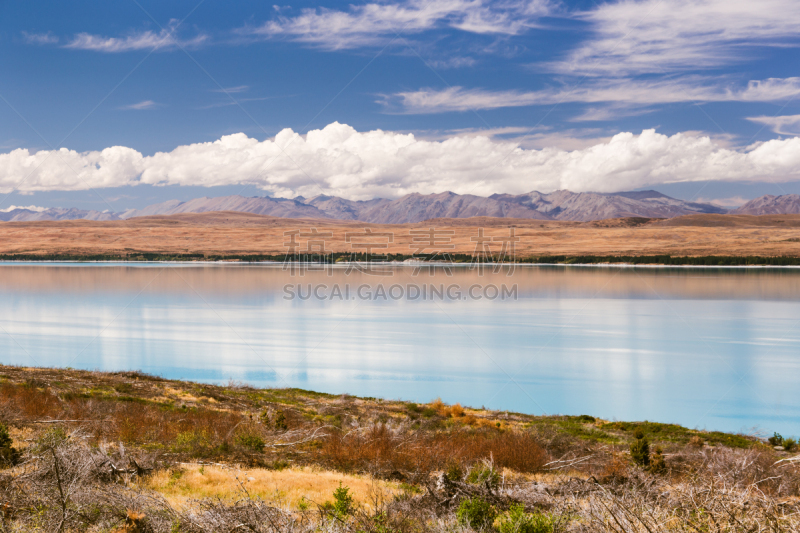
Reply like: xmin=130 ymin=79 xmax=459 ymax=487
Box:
xmin=0 ymin=366 xmax=798 ymax=532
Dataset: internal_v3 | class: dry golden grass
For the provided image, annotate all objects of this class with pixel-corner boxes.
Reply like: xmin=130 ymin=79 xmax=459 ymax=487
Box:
xmin=3 ymin=211 xmax=800 ymax=258
xmin=142 ymin=465 xmax=400 ymax=509
xmin=7 ymin=426 xmax=34 ymax=449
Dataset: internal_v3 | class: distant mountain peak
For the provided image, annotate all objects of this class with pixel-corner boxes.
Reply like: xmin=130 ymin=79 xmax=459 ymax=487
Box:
xmin=1 ymin=190 xmax=732 ymax=224
xmin=732 ymin=194 xmax=800 ymax=215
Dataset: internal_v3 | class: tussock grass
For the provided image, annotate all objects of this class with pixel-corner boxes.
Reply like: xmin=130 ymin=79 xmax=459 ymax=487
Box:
xmin=143 ymin=465 xmax=400 ymax=509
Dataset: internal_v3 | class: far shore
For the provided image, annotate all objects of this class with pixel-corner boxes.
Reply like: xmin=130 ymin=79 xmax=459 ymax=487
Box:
xmin=3 ymin=211 xmax=800 ymax=263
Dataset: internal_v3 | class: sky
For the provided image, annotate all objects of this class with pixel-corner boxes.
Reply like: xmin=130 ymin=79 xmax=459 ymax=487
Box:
xmin=1 ymin=0 xmax=800 ymax=211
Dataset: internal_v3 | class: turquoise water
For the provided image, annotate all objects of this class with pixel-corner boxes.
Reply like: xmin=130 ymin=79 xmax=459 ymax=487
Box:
xmin=1 ymin=263 xmax=799 ymax=436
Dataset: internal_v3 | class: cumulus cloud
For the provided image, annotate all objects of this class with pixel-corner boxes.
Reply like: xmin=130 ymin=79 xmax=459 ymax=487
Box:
xmin=555 ymin=0 xmax=800 ymax=76
xmin=3 ymin=123 xmax=800 ymax=198
xmin=64 ymin=21 xmax=207 ymax=52
xmin=0 ymin=146 xmax=144 ymax=193
xmin=382 ymin=78 xmax=800 ymax=114
xmin=0 ymin=205 xmax=48 ymax=213
xmin=748 ymin=114 xmax=800 ymax=136
xmin=240 ymin=0 xmax=553 ymax=49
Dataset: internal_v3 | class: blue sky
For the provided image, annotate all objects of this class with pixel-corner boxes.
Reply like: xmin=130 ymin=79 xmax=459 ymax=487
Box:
xmin=2 ymin=0 xmax=800 ymax=211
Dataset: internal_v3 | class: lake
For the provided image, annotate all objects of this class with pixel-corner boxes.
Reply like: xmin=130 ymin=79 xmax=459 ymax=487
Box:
xmin=1 ymin=263 xmax=799 ymax=436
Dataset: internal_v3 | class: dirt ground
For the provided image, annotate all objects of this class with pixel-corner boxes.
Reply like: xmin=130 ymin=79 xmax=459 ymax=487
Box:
xmin=2 ymin=211 xmax=800 ymax=258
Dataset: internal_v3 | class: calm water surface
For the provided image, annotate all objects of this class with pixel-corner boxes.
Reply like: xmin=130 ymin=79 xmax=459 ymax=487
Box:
xmin=1 ymin=263 xmax=799 ymax=436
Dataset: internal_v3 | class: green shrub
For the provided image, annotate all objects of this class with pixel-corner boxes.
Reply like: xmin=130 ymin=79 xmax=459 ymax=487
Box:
xmin=298 ymin=497 xmax=310 ymax=511
xmin=0 ymin=423 xmax=12 ymax=449
xmin=649 ymin=447 xmax=666 ymax=474
xmin=332 ymin=482 xmax=354 ymax=518
xmin=235 ymin=433 xmax=265 ymax=452
xmin=630 ymin=431 xmax=650 ymax=468
xmin=273 ymin=410 xmax=288 ymax=431
xmin=0 ymin=423 xmax=20 ymax=467
xmin=456 ymin=497 xmax=497 ymax=530
xmin=270 ymin=459 xmax=290 ymax=470
xmin=445 ymin=462 xmax=464 ymax=482
xmin=34 ymin=426 xmax=68 ymax=452
xmin=495 ymin=504 xmax=556 ymax=533
xmin=768 ymin=432 xmax=783 ymax=446
xmin=782 ymin=438 xmax=797 ymax=452
xmin=466 ymin=462 xmax=500 ymax=488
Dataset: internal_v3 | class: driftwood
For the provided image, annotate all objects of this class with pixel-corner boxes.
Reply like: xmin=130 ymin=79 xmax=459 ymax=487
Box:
xmin=265 ymin=427 xmax=331 ymax=448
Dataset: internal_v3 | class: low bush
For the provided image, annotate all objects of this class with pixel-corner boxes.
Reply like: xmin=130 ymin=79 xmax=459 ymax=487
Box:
xmin=457 ymin=497 xmax=497 ymax=530
xmin=495 ymin=504 xmax=556 ymax=533
xmin=688 ymin=435 xmax=704 ymax=447
xmin=444 ymin=462 xmax=464 ymax=482
xmin=0 ymin=423 xmax=20 ymax=466
xmin=450 ymin=403 xmax=465 ymax=418
xmin=273 ymin=410 xmax=289 ymax=431
xmin=466 ymin=461 xmax=500 ymax=488
xmin=630 ymin=431 xmax=650 ymax=467
xmin=235 ymin=432 xmax=265 ymax=452
xmin=332 ymin=483 xmax=354 ymax=518
xmin=650 ymin=447 xmax=666 ymax=474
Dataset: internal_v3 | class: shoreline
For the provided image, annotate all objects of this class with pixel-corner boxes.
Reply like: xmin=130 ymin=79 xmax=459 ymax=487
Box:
xmin=0 ymin=364 xmax=769 ymax=443
xmin=3 ymin=254 xmax=800 ymax=267
xmin=0 ymin=363 xmax=784 ymax=441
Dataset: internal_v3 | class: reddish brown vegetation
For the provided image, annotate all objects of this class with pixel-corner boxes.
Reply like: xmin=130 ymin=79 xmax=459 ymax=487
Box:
xmin=0 ymin=380 xmax=548 ymax=476
xmin=319 ymin=424 xmax=548 ymax=476
xmin=0 ymin=383 xmax=242 ymax=456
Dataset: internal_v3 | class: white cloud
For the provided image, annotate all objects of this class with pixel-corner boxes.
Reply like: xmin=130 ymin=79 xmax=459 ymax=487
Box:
xmin=422 ymin=126 xmax=613 ymax=150
xmin=747 ymin=114 xmax=800 ymax=136
xmin=0 ymin=146 xmax=144 ymax=193
xmin=65 ymin=21 xmax=207 ymax=52
xmin=555 ymin=0 xmax=800 ymax=76
xmin=240 ymin=0 xmax=553 ymax=50
xmin=695 ymin=196 xmax=750 ymax=208
xmin=119 ymin=100 xmax=160 ymax=111
xmin=4 ymin=123 xmax=800 ymax=199
xmin=383 ymin=78 xmax=800 ymax=113
xmin=0 ymin=205 xmax=48 ymax=213
xmin=22 ymin=31 xmax=59 ymax=45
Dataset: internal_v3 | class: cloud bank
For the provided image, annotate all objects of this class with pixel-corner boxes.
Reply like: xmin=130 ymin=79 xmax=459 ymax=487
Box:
xmin=2 ymin=123 xmax=800 ymax=199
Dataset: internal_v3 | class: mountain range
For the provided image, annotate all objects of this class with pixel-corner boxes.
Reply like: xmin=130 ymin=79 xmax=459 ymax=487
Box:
xmin=731 ymin=194 xmax=800 ymax=215
xmin=2 ymin=190 xmax=798 ymax=224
